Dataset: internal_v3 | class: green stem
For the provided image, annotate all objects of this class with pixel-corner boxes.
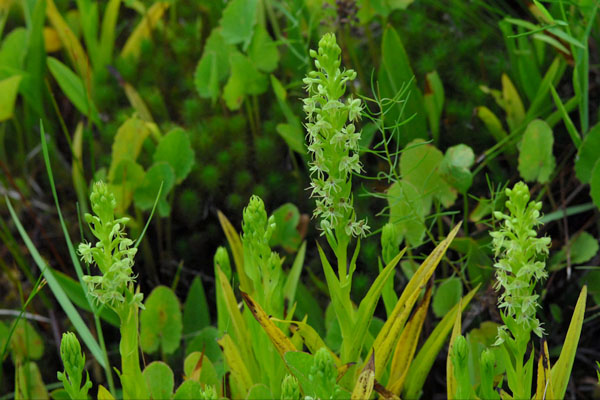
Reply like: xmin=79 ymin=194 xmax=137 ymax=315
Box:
xmin=93 ymin=314 xmax=116 ymax=396
xmin=117 ymin=301 xmax=148 ymax=400
xmin=462 ymin=192 xmax=468 ymax=236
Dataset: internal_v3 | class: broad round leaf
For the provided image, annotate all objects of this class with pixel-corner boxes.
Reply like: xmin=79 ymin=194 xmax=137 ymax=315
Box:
xmin=590 ymin=159 xmax=600 ymax=210
xmin=575 ymin=122 xmax=600 ymax=183
xmin=133 ymin=161 xmax=175 ymax=216
xmin=173 ymin=380 xmax=203 ymax=400
xmin=185 ymin=326 xmax=222 ymax=362
xmin=143 ymin=361 xmax=174 ymax=399
xmin=432 ymin=277 xmax=463 ymax=318
xmin=140 ymin=286 xmax=182 ymax=355
xmin=518 ymin=119 xmax=555 ymax=183
xmin=153 ymin=128 xmax=195 ymax=183
xmin=11 ymin=320 xmax=44 ymax=361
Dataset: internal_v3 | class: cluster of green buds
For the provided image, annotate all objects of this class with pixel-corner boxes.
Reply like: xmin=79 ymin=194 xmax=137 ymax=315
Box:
xmin=280 ymin=375 xmax=300 ymax=400
xmin=78 ymin=181 xmax=143 ymax=309
xmin=303 ymin=32 xmax=368 ymax=238
xmin=241 ymin=195 xmax=283 ymax=315
xmin=198 ymin=385 xmax=218 ymax=400
xmin=490 ymin=181 xmax=550 ymax=343
xmin=304 ymin=348 xmax=344 ymax=399
xmin=57 ymin=332 xmax=92 ymax=399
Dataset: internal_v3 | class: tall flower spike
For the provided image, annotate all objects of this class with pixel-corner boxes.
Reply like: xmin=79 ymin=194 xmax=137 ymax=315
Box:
xmin=304 ymin=33 xmax=369 ymax=239
xmin=490 ymin=182 xmax=550 ymax=344
xmin=78 ymin=181 xmax=142 ymax=309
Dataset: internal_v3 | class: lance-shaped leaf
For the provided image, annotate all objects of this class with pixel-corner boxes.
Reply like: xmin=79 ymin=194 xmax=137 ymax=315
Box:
xmin=217 ymin=211 xmax=252 ymax=293
xmin=46 ymin=0 xmax=91 ymax=85
xmin=215 ymin=267 xmax=252 ymax=363
xmin=47 ymin=57 xmax=99 ymax=124
xmin=283 ymin=241 xmax=306 ymax=306
xmin=241 ymin=291 xmax=297 ymax=358
xmin=0 ymin=75 xmax=22 ymax=121
xmin=367 ymin=223 xmax=462 ymax=378
xmin=502 ymin=74 xmax=525 ymax=131
xmin=97 ymin=385 xmax=115 ymax=400
xmin=446 ymin=300 xmax=462 ymax=400
xmin=403 ymin=284 xmax=480 ymax=399
xmin=550 ymin=285 xmax=587 ymax=399
xmin=217 ymin=334 xmax=253 ymax=397
xmin=120 ymin=2 xmax=170 ymax=60
xmin=289 ymin=319 xmax=341 ymax=366
xmin=387 ymin=282 xmax=433 ymax=395
xmin=122 ymin=82 xmax=155 ymax=123
xmin=534 ymin=339 xmax=554 ymax=400
xmin=317 ymin=242 xmax=354 ymax=343
xmin=345 ymin=249 xmax=406 ymax=363
xmin=476 ymin=106 xmax=507 ymax=143
xmin=351 ymin=353 xmax=375 ymax=400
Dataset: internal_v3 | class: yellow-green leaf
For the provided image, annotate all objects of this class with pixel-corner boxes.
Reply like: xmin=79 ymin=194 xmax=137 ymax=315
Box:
xmin=45 ymin=0 xmax=91 ymax=87
xmin=289 ymin=319 xmax=341 ymax=366
xmin=447 ymin=300 xmax=463 ymax=400
xmin=403 ymin=284 xmax=480 ymax=399
xmin=217 ymin=334 xmax=253 ymax=397
xmin=123 ymin=82 xmax=155 ymax=123
xmin=502 ymin=74 xmax=525 ymax=131
xmin=217 ymin=210 xmax=252 ymax=293
xmin=108 ymin=117 xmax=150 ymax=181
xmin=120 ymin=2 xmax=170 ymax=60
xmin=97 ymin=385 xmax=115 ymax=400
xmin=368 ymin=223 xmax=462 ymax=379
xmin=241 ymin=291 xmax=297 ymax=358
xmin=351 ymin=353 xmax=375 ymax=400
xmin=387 ymin=283 xmax=432 ymax=394
xmin=550 ymin=285 xmax=587 ymax=399
xmin=476 ymin=106 xmax=508 ymax=143
xmin=0 ymin=74 xmax=22 ymax=121
xmin=534 ymin=339 xmax=554 ymax=400
xmin=216 ymin=267 xmax=252 ymax=363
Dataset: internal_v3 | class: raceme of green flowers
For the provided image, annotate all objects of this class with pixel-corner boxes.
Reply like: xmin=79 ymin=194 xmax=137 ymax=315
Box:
xmin=490 ymin=181 xmax=550 ymax=343
xmin=303 ymin=32 xmax=369 ymax=239
xmin=78 ymin=181 xmax=143 ymax=310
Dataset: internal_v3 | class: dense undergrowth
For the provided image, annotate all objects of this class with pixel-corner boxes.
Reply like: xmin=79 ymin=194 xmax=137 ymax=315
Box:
xmin=1 ymin=0 xmax=599 ymax=399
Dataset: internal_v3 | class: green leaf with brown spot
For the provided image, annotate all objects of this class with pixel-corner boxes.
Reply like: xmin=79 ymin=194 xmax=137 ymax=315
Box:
xmin=140 ymin=286 xmax=182 ymax=355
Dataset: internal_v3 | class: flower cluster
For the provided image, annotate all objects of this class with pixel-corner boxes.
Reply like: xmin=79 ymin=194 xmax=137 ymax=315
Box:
xmin=490 ymin=182 xmax=550 ymax=342
xmin=78 ymin=181 xmax=142 ymax=309
xmin=241 ymin=195 xmax=283 ymax=314
xmin=303 ymin=32 xmax=369 ymax=238
xmin=57 ymin=332 xmax=92 ymax=399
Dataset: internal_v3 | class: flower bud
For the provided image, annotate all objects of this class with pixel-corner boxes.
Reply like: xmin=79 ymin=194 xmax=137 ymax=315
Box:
xmin=281 ymin=374 xmax=300 ymax=400
xmin=214 ymin=246 xmax=231 ymax=280
xmin=60 ymin=332 xmax=85 ymax=386
xmin=199 ymin=385 xmax=217 ymax=400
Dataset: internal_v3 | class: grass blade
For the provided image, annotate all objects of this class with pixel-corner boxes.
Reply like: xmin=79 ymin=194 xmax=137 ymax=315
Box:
xmin=550 ymin=285 xmax=587 ymax=399
xmin=5 ymin=197 xmax=106 ymax=368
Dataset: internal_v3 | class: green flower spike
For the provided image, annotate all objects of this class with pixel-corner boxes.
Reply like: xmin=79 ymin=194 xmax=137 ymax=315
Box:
xmin=78 ymin=181 xmax=143 ymax=309
xmin=490 ymin=181 xmax=550 ymax=344
xmin=304 ymin=32 xmax=369 ymax=239
xmin=241 ymin=195 xmax=283 ymax=315
xmin=280 ymin=375 xmax=300 ymax=400
xmin=57 ymin=332 xmax=92 ymax=399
